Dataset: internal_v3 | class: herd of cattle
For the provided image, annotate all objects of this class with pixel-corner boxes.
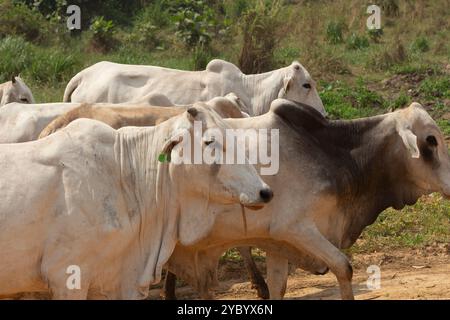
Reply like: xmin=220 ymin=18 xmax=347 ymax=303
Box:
xmin=0 ymin=59 xmax=449 ymax=300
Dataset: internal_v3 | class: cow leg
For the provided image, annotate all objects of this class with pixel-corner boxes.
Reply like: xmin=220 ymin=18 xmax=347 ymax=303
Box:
xmin=49 ymin=281 xmax=89 ymax=300
xmin=266 ymin=251 xmax=289 ymax=299
xmin=162 ymin=271 xmax=178 ymax=300
xmin=274 ymin=225 xmax=354 ymax=300
xmin=195 ymin=249 xmax=222 ymax=299
xmin=237 ymin=247 xmax=269 ymax=299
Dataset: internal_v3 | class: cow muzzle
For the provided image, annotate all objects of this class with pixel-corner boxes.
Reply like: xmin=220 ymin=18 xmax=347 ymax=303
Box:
xmin=239 ymin=187 xmax=273 ymax=210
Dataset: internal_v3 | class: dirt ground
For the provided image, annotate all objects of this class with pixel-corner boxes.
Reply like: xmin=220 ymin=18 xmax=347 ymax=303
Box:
xmin=149 ymin=245 xmax=450 ymax=300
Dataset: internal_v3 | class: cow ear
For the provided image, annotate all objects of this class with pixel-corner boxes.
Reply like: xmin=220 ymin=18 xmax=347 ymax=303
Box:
xmin=398 ymin=127 xmax=420 ymax=158
xmin=159 ymin=134 xmax=184 ymax=163
xmin=187 ymin=107 xmax=198 ymax=119
xmin=279 ymin=75 xmax=293 ymax=98
xmin=283 ymin=75 xmax=292 ymax=93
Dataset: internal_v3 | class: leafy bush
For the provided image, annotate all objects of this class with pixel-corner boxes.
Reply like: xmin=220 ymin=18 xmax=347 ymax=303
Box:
xmin=0 ymin=0 xmax=51 ymax=43
xmin=16 ymin=0 xmax=144 ymax=27
xmin=326 ymin=21 xmax=346 ymax=44
xmin=171 ymin=0 xmax=216 ymax=48
xmin=89 ymin=16 xmax=116 ymax=52
xmin=346 ymin=33 xmax=369 ymax=50
xmin=135 ymin=1 xmax=170 ymax=28
xmin=225 ymin=0 xmax=250 ymax=18
xmin=411 ymin=36 xmax=430 ymax=53
xmin=128 ymin=21 xmax=159 ymax=50
xmin=238 ymin=0 xmax=281 ymax=74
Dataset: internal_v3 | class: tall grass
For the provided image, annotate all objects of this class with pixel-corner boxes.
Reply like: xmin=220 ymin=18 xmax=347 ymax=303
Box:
xmin=238 ymin=0 xmax=281 ymax=74
xmin=0 ymin=36 xmax=80 ymax=84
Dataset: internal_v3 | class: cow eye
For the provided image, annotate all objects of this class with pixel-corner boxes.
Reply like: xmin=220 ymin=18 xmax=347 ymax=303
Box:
xmin=204 ymin=138 xmax=215 ymax=146
xmin=426 ymin=135 xmax=438 ymax=146
xmin=302 ymin=83 xmax=311 ymax=89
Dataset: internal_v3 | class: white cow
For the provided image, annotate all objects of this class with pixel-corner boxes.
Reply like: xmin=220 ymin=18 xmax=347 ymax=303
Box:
xmin=0 ymin=102 xmax=80 ymax=143
xmin=0 ymin=76 xmax=35 ymax=106
xmin=0 ymin=93 xmax=247 ymax=143
xmin=0 ymin=105 xmax=272 ymax=299
xmin=63 ymin=59 xmax=325 ymax=116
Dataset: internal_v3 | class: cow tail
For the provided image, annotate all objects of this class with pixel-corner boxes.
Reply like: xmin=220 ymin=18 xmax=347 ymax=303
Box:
xmin=38 ymin=104 xmax=88 ymax=139
xmin=38 ymin=116 xmax=65 ymax=139
xmin=63 ymin=72 xmax=82 ymax=102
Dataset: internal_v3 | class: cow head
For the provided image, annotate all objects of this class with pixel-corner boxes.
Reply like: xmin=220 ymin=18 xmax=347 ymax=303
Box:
xmin=160 ymin=103 xmax=273 ymax=208
xmin=0 ymin=76 xmax=35 ymax=106
xmin=157 ymin=103 xmax=272 ymax=246
xmin=278 ymin=61 xmax=326 ymax=116
xmin=396 ymin=102 xmax=450 ymax=199
xmin=223 ymin=92 xmax=252 ymax=116
xmin=205 ymin=94 xmax=245 ymax=119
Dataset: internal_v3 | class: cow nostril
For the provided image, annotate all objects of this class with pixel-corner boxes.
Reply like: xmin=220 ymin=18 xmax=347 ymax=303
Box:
xmin=259 ymin=188 xmax=273 ymax=203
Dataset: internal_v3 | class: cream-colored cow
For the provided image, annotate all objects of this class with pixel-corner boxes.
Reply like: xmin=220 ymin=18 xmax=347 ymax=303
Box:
xmin=0 ymin=76 xmax=34 ymax=106
xmin=63 ymin=59 xmax=325 ymax=116
xmin=0 ymin=105 xmax=272 ymax=299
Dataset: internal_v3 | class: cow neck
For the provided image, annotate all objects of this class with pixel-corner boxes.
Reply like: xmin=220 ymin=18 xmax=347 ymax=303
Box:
xmin=113 ymin=120 xmax=180 ymax=289
xmin=241 ymin=67 xmax=287 ymax=116
xmin=324 ymin=115 xmax=425 ymax=248
xmin=114 ymin=126 xmax=159 ymax=217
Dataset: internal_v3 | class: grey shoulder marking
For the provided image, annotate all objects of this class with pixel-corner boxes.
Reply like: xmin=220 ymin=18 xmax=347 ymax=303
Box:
xmin=271 ymin=99 xmax=328 ymax=132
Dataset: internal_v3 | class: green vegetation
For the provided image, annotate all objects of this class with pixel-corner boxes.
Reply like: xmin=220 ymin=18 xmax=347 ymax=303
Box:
xmin=238 ymin=0 xmax=281 ymax=73
xmin=346 ymin=33 xmax=370 ymax=51
xmin=89 ymin=16 xmax=116 ymax=52
xmin=0 ymin=0 xmax=448 ymax=254
xmin=326 ymin=21 xmax=347 ymax=44
xmin=410 ymin=36 xmax=430 ymax=53
xmin=352 ymin=194 xmax=450 ymax=252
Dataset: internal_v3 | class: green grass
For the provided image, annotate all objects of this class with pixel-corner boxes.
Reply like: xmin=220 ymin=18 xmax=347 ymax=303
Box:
xmin=30 ymin=83 xmax=66 ymax=103
xmin=437 ymin=120 xmax=450 ymax=136
xmin=352 ymin=194 xmax=450 ymax=253
xmin=419 ymin=77 xmax=450 ymax=101
xmin=319 ymin=79 xmax=387 ymax=119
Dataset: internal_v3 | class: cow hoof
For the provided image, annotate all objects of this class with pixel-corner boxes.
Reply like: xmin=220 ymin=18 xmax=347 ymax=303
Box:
xmin=161 ymin=292 xmax=177 ymax=300
xmin=252 ymin=283 xmax=269 ymax=300
xmin=314 ymin=267 xmax=329 ymax=275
